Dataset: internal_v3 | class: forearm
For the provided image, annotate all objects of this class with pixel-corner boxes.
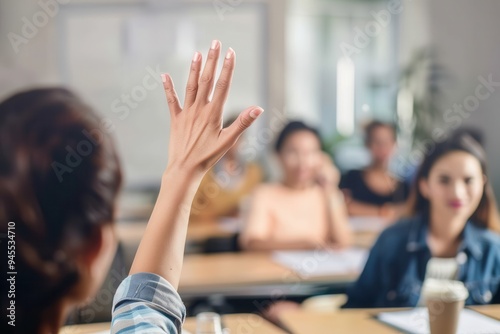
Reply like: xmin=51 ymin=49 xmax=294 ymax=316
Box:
xmin=129 ymin=166 xmax=203 ymax=288
xmin=326 ymin=190 xmax=352 ymax=247
xmin=128 ymin=41 xmax=263 ymax=289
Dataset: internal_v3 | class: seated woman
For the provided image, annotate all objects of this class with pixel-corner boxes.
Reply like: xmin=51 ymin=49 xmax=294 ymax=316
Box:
xmin=345 ymin=132 xmax=500 ymax=308
xmin=0 ymin=41 xmax=263 ymax=333
xmin=190 ymin=116 xmax=263 ymax=220
xmin=339 ymin=121 xmax=410 ymax=219
xmin=239 ymin=121 xmax=352 ymax=251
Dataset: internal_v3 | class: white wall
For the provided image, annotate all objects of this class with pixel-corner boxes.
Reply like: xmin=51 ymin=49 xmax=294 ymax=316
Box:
xmin=0 ymin=0 xmax=61 ymax=94
xmin=0 ymin=0 xmax=285 ymax=188
xmin=426 ymin=0 xmax=500 ymax=194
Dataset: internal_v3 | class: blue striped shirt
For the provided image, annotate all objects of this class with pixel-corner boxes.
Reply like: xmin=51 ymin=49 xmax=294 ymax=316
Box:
xmin=112 ymin=272 xmax=186 ymax=333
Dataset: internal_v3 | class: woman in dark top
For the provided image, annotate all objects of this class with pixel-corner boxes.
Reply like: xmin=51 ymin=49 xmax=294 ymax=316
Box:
xmin=340 ymin=121 xmax=409 ymax=219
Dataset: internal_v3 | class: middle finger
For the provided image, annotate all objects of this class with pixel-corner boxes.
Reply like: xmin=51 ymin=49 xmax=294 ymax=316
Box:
xmin=196 ymin=40 xmax=221 ymax=104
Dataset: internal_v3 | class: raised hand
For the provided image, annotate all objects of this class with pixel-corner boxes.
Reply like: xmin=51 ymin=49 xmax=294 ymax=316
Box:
xmin=129 ymin=41 xmax=263 ymax=289
xmin=162 ymin=40 xmax=263 ymax=175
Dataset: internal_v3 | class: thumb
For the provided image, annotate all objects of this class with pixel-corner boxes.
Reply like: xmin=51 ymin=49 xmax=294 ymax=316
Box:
xmin=223 ymin=106 xmax=264 ymax=143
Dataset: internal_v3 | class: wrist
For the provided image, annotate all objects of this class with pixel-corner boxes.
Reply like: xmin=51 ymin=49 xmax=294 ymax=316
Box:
xmin=162 ymin=164 xmax=204 ymax=186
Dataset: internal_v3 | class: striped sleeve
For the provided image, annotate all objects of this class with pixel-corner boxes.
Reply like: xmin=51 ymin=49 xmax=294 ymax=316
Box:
xmin=111 ymin=272 xmax=186 ymax=333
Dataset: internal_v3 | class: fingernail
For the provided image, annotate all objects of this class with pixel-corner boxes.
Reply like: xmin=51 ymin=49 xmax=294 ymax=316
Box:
xmin=250 ymin=107 xmax=264 ymax=119
xmin=161 ymin=73 xmax=167 ymax=83
xmin=211 ymin=40 xmax=220 ymax=50
xmin=225 ymin=47 xmax=234 ymax=59
xmin=192 ymin=51 xmax=200 ymax=62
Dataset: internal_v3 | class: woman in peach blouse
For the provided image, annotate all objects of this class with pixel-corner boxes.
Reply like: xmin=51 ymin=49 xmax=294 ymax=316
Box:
xmin=239 ymin=121 xmax=352 ymax=250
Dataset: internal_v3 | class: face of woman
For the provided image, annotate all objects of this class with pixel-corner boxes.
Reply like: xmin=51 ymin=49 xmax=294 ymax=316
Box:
xmin=367 ymin=126 xmax=396 ymax=164
xmin=419 ymin=151 xmax=486 ymax=221
xmin=278 ymin=131 xmax=322 ymax=185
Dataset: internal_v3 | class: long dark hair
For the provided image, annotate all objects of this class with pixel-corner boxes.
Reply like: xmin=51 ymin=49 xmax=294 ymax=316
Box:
xmin=0 ymin=88 xmax=122 ymax=332
xmin=406 ymin=132 xmax=500 ymax=232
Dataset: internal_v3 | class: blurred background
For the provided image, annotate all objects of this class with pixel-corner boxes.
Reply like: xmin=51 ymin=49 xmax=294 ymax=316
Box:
xmin=3 ymin=0 xmax=500 ymax=325
xmin=1 ymin=0 xmax=500 ymax=192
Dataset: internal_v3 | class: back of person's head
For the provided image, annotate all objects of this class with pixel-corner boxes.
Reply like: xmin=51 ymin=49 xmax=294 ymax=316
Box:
xmin=364 ymin=120 xmax=397 ymax=146
xmin=275 ymin=120 xmax=321 ymax=153
xmin=0 ymin=88 xmax=122 ymax=332
xmin=407 ymin=131 xmax=500 ymax=232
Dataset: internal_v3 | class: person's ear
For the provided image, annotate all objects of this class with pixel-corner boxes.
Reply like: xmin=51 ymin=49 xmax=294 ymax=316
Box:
xmin=419 ymin=178 xmax=430 ymax=199
xmin=80 ymin=227 xmax=104 ymax=268
xmin=72 ymin=224 xmax=117 ymax=301
xmin=84 ymin=225 xmax=117 ymax=280
xmin=483 ymin=174 xmax=488 ymax=186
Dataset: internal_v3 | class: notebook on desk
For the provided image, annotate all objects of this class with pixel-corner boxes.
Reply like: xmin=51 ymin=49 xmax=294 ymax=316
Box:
xmin=271 ymin=248 xmax=368 ymax=278
xmin=376 ymin=307 xmax=500 ymax=334
xmin=349 ymin=216 xmax=388 ymax=232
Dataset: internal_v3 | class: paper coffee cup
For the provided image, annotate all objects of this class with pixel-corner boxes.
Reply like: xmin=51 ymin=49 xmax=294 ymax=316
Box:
xmin=422 ymin=279 xmax=469 ymax=334
xmin=196 ymin=312 xmax=223 ymax=334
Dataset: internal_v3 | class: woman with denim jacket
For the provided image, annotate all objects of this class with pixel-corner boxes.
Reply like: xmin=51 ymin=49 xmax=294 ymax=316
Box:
xmin=345 ymin=132 xmax=500 ymax=308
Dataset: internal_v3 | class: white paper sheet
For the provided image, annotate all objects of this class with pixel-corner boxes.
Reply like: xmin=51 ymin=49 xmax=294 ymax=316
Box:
xmin=272 ymin=248 xmax=368 ymax=278
xmin=89 ymin=329 xmax=193 ymax=333
xmin=217 ymin=217 xmax=243 ymax=233
xmin=377 ymin=307 xmax=500 ymax=334
xmin=349 ymin=216 xmax=388 ymax=232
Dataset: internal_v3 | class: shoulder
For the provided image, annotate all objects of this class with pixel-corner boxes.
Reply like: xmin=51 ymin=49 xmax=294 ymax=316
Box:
xmin=470 ymin=224 xmax=500 ymax=253
xmin=481 ymin=229 xmax=500 ymax=244
xmin=381 ymin=216 xmax=417 ymax=235
xmin=374 ymin=216 xmax=419 ymax=249
xmin=468 ymin=222 xmax=500 ymax=242
xmin=361 ymin=217 xmax=420 ymax=269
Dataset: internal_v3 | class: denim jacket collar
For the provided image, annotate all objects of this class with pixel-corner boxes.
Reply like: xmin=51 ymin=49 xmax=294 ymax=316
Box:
xmin=405 ymin=214 xmax=483 ymax=260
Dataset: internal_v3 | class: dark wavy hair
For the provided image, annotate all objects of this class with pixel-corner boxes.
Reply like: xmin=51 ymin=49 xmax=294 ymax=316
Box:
xmin=275 ymin=120 xmax=321 ymax=152
xmin=0 ymin=88 xmax=122 ymax=332
xmin=406 ymin=132 xmax=500 ymax=232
